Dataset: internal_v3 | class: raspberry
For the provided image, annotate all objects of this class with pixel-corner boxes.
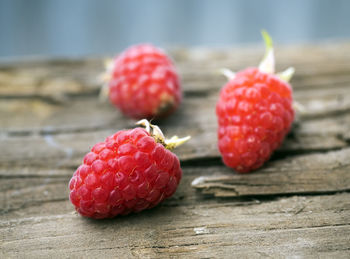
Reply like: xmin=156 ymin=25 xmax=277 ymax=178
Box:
xmin=69 ymin=120 xmax=190 ymax=219
xmin=216 ymin=31 xmax=295 ymax=173
xmin=107 ymin=44 xmax=182 ymax=119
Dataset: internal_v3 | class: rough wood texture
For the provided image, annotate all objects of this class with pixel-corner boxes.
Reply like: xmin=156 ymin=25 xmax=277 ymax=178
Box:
xmin=1 ymin=42 xmax=350 ymax=258
xmin=191 ymin=148 xmax=350 ymax=197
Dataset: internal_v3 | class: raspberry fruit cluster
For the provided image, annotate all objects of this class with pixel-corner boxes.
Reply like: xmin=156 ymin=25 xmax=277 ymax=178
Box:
xmin=216 ymin=68 xmax=294 ymax=172
xmin=107 ymin=44 xmax=182 ymax=119
xmin=69 ymin=120 xmax=189 ymax=219
xmin=216 ymin=31 xmax=294 ymax=172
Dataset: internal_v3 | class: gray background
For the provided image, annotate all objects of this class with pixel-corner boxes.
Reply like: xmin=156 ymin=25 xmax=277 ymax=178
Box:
xmin=1 ymin=0 xmax=350 ymax=58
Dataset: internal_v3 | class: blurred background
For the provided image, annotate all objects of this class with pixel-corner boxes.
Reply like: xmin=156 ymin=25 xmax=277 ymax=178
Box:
xmin=1 ymin=0 xmax=350 ymax=58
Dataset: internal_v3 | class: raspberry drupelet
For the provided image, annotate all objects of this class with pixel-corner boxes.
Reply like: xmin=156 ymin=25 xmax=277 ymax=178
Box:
xmin=104 ymin=44 xmax=182 ymax=120
xmin=216 ymin=31 xmax=295 ymax=173
xmin=69 ymin=120 xmax=190 ymax=219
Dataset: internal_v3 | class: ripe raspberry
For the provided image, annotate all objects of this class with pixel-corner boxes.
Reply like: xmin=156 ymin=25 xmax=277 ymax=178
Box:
xmin=69 ymin=120 xmax=190 ymax=219
xmin=106 ymin=44 xmax=182 ymax=119
xmin=216 ymin=31 xmax=295 ymax=173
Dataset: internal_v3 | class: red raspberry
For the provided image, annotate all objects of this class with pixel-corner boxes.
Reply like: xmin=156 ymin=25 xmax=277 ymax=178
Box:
xmin=69 ymin=120 xmax=189 ymax=219
xmin=216 ymin=32 xmax=295 ymax=173
xmin=107 ymin=44 xmax=182 ymax=119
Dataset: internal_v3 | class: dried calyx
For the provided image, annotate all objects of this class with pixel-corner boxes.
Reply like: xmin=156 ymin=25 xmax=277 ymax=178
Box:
xmin=136 ymin=119 xmax=190 ymax=150
xmin=220 ymin=30 xmax=295 ymax=83
xmin=98 ymin=59 xmax=114 ymax=102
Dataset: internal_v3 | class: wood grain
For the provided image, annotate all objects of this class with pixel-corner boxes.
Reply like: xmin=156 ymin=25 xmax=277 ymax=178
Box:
xmin=1 ymin=42 xmax=350 ymax=258
xmin=2 ymin=148 xmax=349 ymax=217
xmin=191 ymin=148 xmax=350 ymax=197
xmin=1 ymin=193 xmax=349 ymax=258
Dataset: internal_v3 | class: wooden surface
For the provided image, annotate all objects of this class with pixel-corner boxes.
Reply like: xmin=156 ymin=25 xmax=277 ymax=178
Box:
xmin=1 ymin=43 xmax=350 ymax=258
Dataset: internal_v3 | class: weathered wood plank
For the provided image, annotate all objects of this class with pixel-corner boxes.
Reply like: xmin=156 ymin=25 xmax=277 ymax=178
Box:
xmin=191 ymin=148 xmax=350 ymax=197
xmin=2 ymin=86 xmax=350 ymax=131
xmin=1 ymin=193 xmax=349 ymax=258
xmin=2 ymin=74 xmax=350 ymax=131
xmin=0 ymin=92 xmax=349 ymax=168
xmin=1 ymin=43 xmax=350 ymax=98
xmin=1 ymin=148 xmax=349 ymax=218
xmin=0 ymin=118 xmax=348 ymax=169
